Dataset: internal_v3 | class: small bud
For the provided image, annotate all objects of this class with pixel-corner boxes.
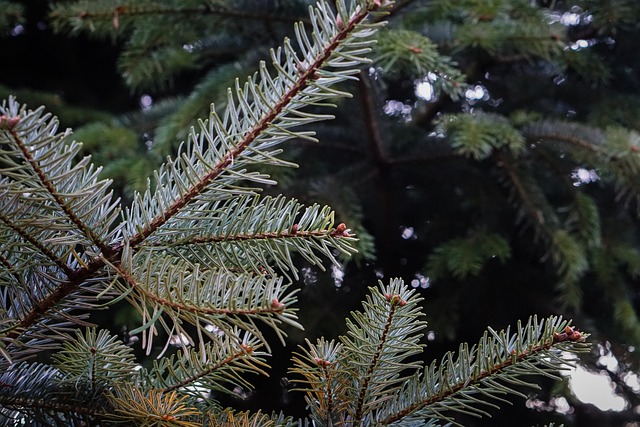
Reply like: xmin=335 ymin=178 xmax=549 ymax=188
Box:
xmin=0 ymin=115 xmax=19 ymax=130
xmin=331 ymin=223 xmax=351 ymax=237
xmin=408 ymin=46 xmax=423 ymax=54
xmin=113 ymin=5 xmax=127 ymax=30
xmin=387 ymin=293 xmax=405 ymax=306
xmin=241 ymin=343 xmax=253 ymax=353
xmin=314 ymin=357 xmax=331 ymax=367
xmin=271 ymin=298 xmax=285 ymax=311
xmin=290 ymin=224 xmax=299 ymax=234
xmin=336 ymin=15 xmax=344 ymax=30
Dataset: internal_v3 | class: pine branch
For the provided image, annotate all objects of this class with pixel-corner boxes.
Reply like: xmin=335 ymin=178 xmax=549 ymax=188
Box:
xmin=203 ymin=409 xmax=297 ymax=427
xmin=291 ymin=281 xmax=589 ymax=426
xmin=139 ymin=194 xmax=356 ymax=279
xmin=0 ymin=362 xmax=103 ymax=423
xmin=141 ymin=332 xmax=269 ymax=397
xmin=49 ymin=1 xmax=311 ymax=36
xmin=1 ymin=0 xmax=391 ymax=359
xmin=0 ymin=101 xmax=122 ymax=353
xmin=438 ymin=113 xmax=525 ymax=160
xmin=108 ymin=386 xmax=201 ymax=426
xmin=426 ymin=229 xmax=511 ymax=281
xmin=120 ymin=0 xmax=388 ymax=250
xmin=376 ymin=316 xmax=589 ymax=426
xmin=497 ymin=152 xmax=587 ymax=310
xmin=291 ymin=279 xmax=427 ymax=425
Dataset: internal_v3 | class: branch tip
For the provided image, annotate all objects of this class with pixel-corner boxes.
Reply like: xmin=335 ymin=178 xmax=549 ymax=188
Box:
xmin=0 ymin=115 xmax=19 ymax=130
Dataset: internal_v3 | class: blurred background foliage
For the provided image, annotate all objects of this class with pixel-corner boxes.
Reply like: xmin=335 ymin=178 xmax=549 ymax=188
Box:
xmin=2 ymin=0 xmax=640 ymax=425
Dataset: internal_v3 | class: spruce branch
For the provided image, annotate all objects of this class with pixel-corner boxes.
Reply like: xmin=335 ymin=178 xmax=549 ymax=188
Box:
xmin=426 ymin=229 xmax=511 ymax=281
xmin=291 ymin=279 xmax=427 ymax=425
xmin=373 ymin=28 xmax=466 ymax=98
xmin=1 ymin=0 xmax=392 ymax=358
xmin=203 ymin=409 xmax=297 ymax=427
xmin=49 ymin=1 xmax=311 ymax=36
xmin=104 ymin=258 xmax=302 ymax=352
xmin=497 ymin=152 xmax=587 ymax=310
xmin=0 ymin=362 xmax=103 ymax=423
xmin=290 ymin=338 xmax=350 ymax=425
xmin=438 ymin=112 xmax=525 ymax=160
xmin=141 ymin=331 xmax=269 ymax=399
xmin=120 ymin=0 xmax=389 ymax=250
xmin=108 ymin=386 xmax=201 ymax=426
xmin=0 ymin=1 xmax=23 ymax=32
xmin=139 ymin=194 xmax=357 ymax=279
xmin=51 ymin=328 xmax=137 ymax=390
xmin=291 ymin=282 xmax=589 ymax=426
xmin=0 ymin=99 xmax=121 ymax=353
xmin=376 ymin=316 xmax=589 ymax=426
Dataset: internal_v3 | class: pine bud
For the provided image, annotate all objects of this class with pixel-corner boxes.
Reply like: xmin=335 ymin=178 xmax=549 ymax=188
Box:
xmin=271 ymin=298 xmax=285 ymax=311
xmin=331 ymin=223 xmax=351 ymax=237
xmin=0 ymin=115 xmax=20 ymax=130
xmin=314 ymin=357 xmax=331 ymax=367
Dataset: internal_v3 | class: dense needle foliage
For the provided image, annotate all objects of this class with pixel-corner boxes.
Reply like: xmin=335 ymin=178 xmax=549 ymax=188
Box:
xmin=4 ymin=0 xmax=640 ymax=425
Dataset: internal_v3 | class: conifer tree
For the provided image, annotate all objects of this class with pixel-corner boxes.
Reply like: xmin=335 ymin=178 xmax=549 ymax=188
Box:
xmin=6 ymin=0 xmax=640 ymax=425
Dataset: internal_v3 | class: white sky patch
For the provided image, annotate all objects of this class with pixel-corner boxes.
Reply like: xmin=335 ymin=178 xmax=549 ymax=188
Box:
xmin=401 ymin=226 xmax=416 ymax=240
xmin=560 ymin=12 xmax=581 ymax=25
xmin=331 ymin=263 xmax=344 ymax=288
xmin=560 ymin=349 xmax=628 ymax=412
xmin=569 ymin=38 xmax=596 ymax=51
xmin=140 ymin=94 xmax=153 ymax=110
xmin=566 ymin=365 xmax=627 ymax=411
xmin=384 ymin=100 xmax=413 ymax=122
xmin=416 ymin=80 xmax=434 ymax=101
xmin=623 ymin=371 xmax=640 ymax=393
xmin=415 ymin=72 xmax=439 ymax=102
xmin=411 ymin=273 xmax=430 ymax=289
xmin=465 ymin=85 xmax=488 ymax=101
xmin=571 ymin=167 xmax=599 ymax=186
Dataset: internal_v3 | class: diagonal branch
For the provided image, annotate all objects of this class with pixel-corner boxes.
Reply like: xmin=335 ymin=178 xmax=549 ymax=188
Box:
xmin=50 ymin=4 xmax=311 ymax=27
xmin=7 ymin=127 xmax=112 ymax=256
xmin=379 ymin=321 xmax=588 ymax=425
xmin=122 ymin=5 xmax=381 ymax=251
xmin=354 ymin=299 xmax=398 ymax=423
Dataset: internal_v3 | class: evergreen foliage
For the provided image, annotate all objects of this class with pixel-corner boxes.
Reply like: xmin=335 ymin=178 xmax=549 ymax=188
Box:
xmin=5 ymin=0 xmax=640 ymax=425
xmin=0 ymin=1 xmax=591 ymax=425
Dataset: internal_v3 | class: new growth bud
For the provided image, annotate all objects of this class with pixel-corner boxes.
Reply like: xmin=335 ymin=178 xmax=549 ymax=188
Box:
xmin=0 ymin=115 xmax=20 ymax=130
xmin=314 ymin=357 xmax=331 ymax=367
xmin=331 ymin=223 xmax=351 ymax=237
xmin=271 ymin=298 xmax=285 ymax=312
